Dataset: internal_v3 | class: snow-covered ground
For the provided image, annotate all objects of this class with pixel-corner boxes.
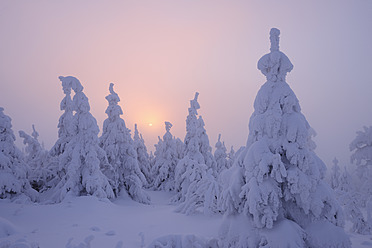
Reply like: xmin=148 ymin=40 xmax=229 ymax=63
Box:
xmin=0 ymin=191 xmax=371 ymax=248
xmin=0 ymin=191 xmax=222 ymax=248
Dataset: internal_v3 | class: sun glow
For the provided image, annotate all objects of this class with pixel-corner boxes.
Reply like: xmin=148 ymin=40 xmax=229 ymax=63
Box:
xmin=149 ymin=123 xmax=153 ymax=127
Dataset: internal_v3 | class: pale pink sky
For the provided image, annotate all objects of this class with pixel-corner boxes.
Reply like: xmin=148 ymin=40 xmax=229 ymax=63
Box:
xmin=1 ymin=1 xmax=371 ymax=168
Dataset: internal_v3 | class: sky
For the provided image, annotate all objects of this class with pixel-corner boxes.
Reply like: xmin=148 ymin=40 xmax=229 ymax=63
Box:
xmin=0 ymin=1 xmax=371 ymax=169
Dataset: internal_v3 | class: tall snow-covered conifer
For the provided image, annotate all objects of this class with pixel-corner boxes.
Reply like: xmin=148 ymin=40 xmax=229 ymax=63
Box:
xmin=219 ymin=28 xmax=350 ymax=247
xmin=152 ymin=122 xmax=180 ymax=191
xmin=350 ymin=126 xmax=372 ymax=207
xmin=173 ymin=93 xmax=220 ymax=215
xmin=329 ymin=157 xmax=341 ymax=190
xmin=0 ymin=108 xmax=37 ymax=200
xmin=50 ymin=78 xmax=74 ymax=158
xmin=99 ymin=83 xmax=150 ymax=204
xmin=133 ymin=124 xmax=152 ymax=187
xmin=51 ymin=76 xmax=114 ymax=202
xmin=214 ymin=134 xmax=229 ymax=174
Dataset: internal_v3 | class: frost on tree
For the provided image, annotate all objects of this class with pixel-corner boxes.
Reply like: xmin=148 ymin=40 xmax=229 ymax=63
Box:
xmin=227 ymin=146 xmax=235 ymax=169
xmin=19 ymin=125 xmax=55 ymax=192
xmin=0 ymin=107 xmax=37 ymax=201
xmin=50 ymin=77 xmax=74 ymax=158
xmin=99 ymin=83 xmax=150 ymax=204
xmin=51 ymin=76 xmax=114 ymax=202
xmin=133 ymin=124 xmax=152 ymax=188
xmin=219 ymin=28 xmax=350 ymax=248
xmin=329 ymin=157 xmax=341 ymax=190
xmin=183 ymin=93 xmax=216 ymax=175
xmin=350 ymin=126 xmax=372 ymax=207
xmin=152 ymin=122 xmax=181 ymax=191
xmin=172 ymin=93 xmax=220 ymax=215
xmin=214 ymin=134 xmax=229 ymax=174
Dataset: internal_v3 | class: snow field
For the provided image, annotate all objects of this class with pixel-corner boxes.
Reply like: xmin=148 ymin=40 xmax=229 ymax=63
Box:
xmin=0 ymin=191 xmax=222 ymax=248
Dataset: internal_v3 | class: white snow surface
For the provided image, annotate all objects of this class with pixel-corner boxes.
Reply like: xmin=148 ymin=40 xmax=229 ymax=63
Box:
xmin=0 ymin=191 xmax=370 ymax=248
xmin=0 ymin=191 xmax=222 ymax=248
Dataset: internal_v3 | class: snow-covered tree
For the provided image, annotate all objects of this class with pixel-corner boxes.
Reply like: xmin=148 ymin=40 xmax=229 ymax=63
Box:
xmin=197 ymin=117 xmax=217 ymax=176
xmin=50 ymin=77 xmax=74 ymax=158
xmin=182 ymin=93 xmax=216 ymax=175
xmin=350 ymin=126 xmax=372 ymax=207
xmin=133 ymin=124 xmax=152 ymax=188
xmin=51 ymin=76 xmax=114 ymax=202
xmin=172 ymin=93 xmax=221 ymax=215
xmin=335 ymin=165 xmax=371 ymax=235
xmin=344 ymin=191 xmax=371 ymax=235
xmin=19 ymin=126 xmax=55 ymax=192
xmin=214 ymin=134 xmax=228 ymax=174
xmin=329 ymin=157 xmax=341 ymax=190
xmin=152 ymin=122 xmax=181 ymax=191
xmin=175 ymin=167 xmax=221 ymax=216
xmin=338 ymin=166 xmax=354 ymax=193
xmin=48 ymin=75 xmax=75 ymax=186
xmin=149 ymin=151 xmax=155 ymax=169
xmin=227 ymin=146 xmax=235 ymax=169
xmin=99 ymin=83 xmax=150 ymax=204
xmin=219 ymin=28 xmax=350 ymax=247
xmin=0 ymin=107 xmax=37 ymax=201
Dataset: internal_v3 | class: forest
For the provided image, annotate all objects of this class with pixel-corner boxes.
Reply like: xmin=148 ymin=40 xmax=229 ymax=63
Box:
xmin=1 ymin=28 xmax=371 ymax=248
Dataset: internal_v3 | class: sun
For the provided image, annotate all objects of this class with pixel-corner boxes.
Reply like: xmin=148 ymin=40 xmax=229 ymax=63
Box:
xmin=148 ymin=123 xmax=153 ymax=127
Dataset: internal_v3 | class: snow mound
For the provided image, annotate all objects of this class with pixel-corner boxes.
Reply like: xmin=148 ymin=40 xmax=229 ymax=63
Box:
xmin=0 ymin=217 xmax=18 ymax=238
xmin=305 ymin=220 xmax=351 ymax=248
xmin=260 ymin=219 xmax=305 ymax=248
xmin=218 ymin=214 xmax=259 ymax=248
xmin=147 ymin=234 xmax=218 ymax=248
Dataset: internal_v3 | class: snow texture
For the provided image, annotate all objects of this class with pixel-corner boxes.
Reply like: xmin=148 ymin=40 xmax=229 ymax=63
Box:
xmin=0 ymin=107 xmax=37 ymax=201
xmin=148 ymin=234 xmax=218 ymax=248
xmin=350 ymin=126 xmax=372 ymax=208
xmin=19 ymin=126 xmax=56 ymax=192
xmin=134 ymin=124 xmax=152 ymax=188
xmin=50 ymin=76 xmax=114 ymax=203
xmin=99 ymin=83 xmax=150 ymax=204
xmin=220 ymin=28 xmax=350 ymax=247
xmin=151 ymin=122 xmax=183 ymax=192
xmin=172 ymin=93 xmax=220 ymax=214
xmin=214 ymin=134 xmax=229 ymax=174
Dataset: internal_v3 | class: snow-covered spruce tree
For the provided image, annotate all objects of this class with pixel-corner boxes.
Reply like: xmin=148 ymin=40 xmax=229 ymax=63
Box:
xmin=219 ymin=28 xmax=350 ymax=248
xmin=19 ymin=126 xmax=55 ymax=192
xmin=0 ymin=107 xmax=37 ymax=201
xmin=51 ymin=76 xmax=114 ymax=202
xmin=173 ymin=92 xmax=206 ymax=203
xmin=197 ymin=117 xmax=217 ymax=176
xmin=172 ymin=93 xmax=220 ymax=215
xmin=227 ymin=146 xmax=235 ymax=168
xmin=338 ymin=167 xmax=371 ymax=234
xmin=152 ymin=122 xmax=180 ymax=191
xmin=350 ymin=126 xmax=372 ymax=207
xmin=133 ymin=124 xmax=152 ymax=188
xmin=149 ymin=151 xmax=155 ymax=169
xmin=48 ymin=75 xmax=75 ymax=187
xmin=50 ymin=77 xmax=75 ymax=158
xmin=214 ymin=134 xmax=229 ymax=174
xmin=329 ymin=157 xmax=341 ymax=190
xmin=338 ymin=166 xmax=353 ymax=193
xmin=99 ymin=83 xmax=150 ymax=204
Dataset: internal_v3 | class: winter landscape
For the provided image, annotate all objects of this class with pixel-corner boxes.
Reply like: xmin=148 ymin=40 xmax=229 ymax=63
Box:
xmin=1 ymin=1 xmax=372 ymax=248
